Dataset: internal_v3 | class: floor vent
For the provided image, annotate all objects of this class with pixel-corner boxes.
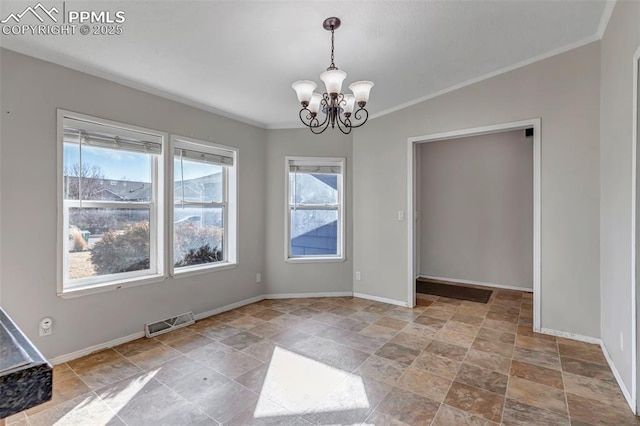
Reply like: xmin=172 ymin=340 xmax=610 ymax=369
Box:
xmin=145 ymin=312 xmax=195 ymax=338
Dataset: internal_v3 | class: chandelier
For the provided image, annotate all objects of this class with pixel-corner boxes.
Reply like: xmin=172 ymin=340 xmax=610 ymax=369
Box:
xmin=292 ymin=17 xmax=374 ymax=134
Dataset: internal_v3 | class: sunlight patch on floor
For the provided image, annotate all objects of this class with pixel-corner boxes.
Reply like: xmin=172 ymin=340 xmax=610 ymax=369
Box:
xmin=253 ymin=346 xmax=370 ymax=417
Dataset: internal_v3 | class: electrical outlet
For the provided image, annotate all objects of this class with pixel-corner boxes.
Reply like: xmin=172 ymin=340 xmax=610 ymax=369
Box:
xmin=256 ymin=273 xmax=262 ymax=283
xmin=398 ymin=211 xmax=405 ymax=221
xmin=620 ymin=332 xmax=624 ymax=351
xmin=39 ymin=317 xmax=53 ymax=337
xmin=355 ymin=271 xmax=361 ymax=280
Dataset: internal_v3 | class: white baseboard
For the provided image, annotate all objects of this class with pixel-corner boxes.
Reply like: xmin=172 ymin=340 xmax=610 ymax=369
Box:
xmin=353 ymin=292 xmax=408 ymax=307
xmin=538 ymin=327 xmax=601 ymax=345
xmin=419 ymin=275 xmax=533 ymax=293
xmin=49 ymin=331 xmax=145 ymax=365
xmin=601 ymin=341 xmax=636 ymax=413
xmin=49 ymin=294 xmax=266 ymax=365
xmin=194 ymin=294 xmax=265 ymax=320
xmin=539 ymin=327 xmax=635 ymax=414
xmin=265 ymin=292 xmax=353 ymax=299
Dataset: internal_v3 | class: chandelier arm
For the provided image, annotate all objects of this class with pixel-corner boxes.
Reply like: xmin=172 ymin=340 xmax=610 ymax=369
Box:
xmin=298 ymin=108 xmax=315 ymax=127
xmin=335 ymin=115 xmax=352 ymax=135
xmin=347 ymin=107 xmax=369 ymax=128
xmin=309 ymin=116 xmax=331 ymax=134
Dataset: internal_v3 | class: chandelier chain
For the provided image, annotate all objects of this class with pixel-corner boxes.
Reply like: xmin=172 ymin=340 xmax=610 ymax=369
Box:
xmin=330 ymin=26 xmax=335 ymax=69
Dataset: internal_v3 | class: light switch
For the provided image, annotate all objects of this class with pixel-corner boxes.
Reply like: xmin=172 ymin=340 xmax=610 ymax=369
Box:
xmin=398 ymin=211 xmax=405 ymax=221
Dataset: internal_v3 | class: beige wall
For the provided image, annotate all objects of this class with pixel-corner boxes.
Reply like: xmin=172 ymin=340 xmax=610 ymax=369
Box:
xmin=353 ymin=42 xmax=601 ymax=336
xmin=600 ymin=0 xmax=640 ymax=401
xmin=0 ymin=49 xmax=267 ymax=359
xmin=264 ymin=128 xmax=353 ymax=295
xmin=418 ymin=130 xmax=533 ymax=289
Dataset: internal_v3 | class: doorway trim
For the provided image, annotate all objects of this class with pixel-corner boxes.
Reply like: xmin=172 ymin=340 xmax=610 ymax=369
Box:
xmin=406 ymin=118 xmax=541 ymax=331
xmin=632 ymin=45 xmax=640 ymax=414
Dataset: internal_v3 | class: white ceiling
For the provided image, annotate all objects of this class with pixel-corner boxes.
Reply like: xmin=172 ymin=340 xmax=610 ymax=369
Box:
xmin=1 ymin=1 xmax=609 ymax=128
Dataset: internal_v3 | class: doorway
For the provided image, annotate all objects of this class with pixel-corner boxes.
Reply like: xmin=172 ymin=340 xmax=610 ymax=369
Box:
xmin=406 ymin=119 xmax=541 ymax=331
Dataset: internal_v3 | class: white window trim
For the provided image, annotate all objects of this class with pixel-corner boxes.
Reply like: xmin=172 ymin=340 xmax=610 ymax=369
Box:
xmin=57 ymin=109 xmax=167 ymax=297
xmin=169 ymin=135 xmax=238 ymax=277
xmin=284 ymin=156 xmax=346 ymax=263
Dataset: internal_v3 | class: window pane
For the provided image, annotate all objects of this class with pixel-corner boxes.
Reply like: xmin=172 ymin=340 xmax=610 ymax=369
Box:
xmin=63 ymin=143 xmax=152 ymax=201
xmin=67 ymin=208 xmax=150 ymax=280
xmin=289 ymin=173 xmax=338 ymax=205
xmin=174 ymin=157 xmax=223 ymax=203
xmin=174 ymin=206 xmax=224 ymax=267
xmin=290 ymin=209 xmax=338 ymax=256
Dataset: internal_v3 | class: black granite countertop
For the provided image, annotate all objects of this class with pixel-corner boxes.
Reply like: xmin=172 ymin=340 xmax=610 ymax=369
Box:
xmin=0 ymin=308 xmax=52 ymax=419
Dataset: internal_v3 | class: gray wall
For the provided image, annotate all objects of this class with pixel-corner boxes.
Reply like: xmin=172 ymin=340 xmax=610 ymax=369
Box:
xmin=600 ymin=0 xmax=640 ymax=400
xmin=0 ymin=49 xmax=267 ymax=359
xmin=264 ymin=128 xmax=353 ymax=295
xmin=418 ymin=130 xmax=533 ymax=289
xmin=353 ymin=41 xmax=601 ymax=337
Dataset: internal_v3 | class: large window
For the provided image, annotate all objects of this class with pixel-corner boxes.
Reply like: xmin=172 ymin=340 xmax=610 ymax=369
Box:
xmin=59 ymin=112 xmax=165 ymax=294
xmin=171 ymin=136 xmax=237 ymax=275
xmin=285 ymin=157 xmax=345 ymax=262
xmin=58 ymin=111 xmax=239 ymax=296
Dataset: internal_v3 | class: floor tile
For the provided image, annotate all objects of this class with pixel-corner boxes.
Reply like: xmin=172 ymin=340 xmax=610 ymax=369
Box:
xmin=166 ymin=332 xmax=214 ymax=354
xmin=302 ymin=376 xmax=391 ymax=425
xmin=355 ymin=355 xmax=408 ymax=386
xmin=424 ymin=339 xmax=469 ymax=361
xmin=512 ymin=346 xmax=561 ymax=370
xmin=374 ymin=316 xmax=410 ymax=330
xmin=250 ymin=308 xmax=284 ymax=321
xmin=510 ymin=359 xmax=563 ymax=389
xmin=227 ymin=315 xmax=267 ymax=330
xmin=464 ymin=349 xmax=511 ymax=374
xmin=560 ymin=356 xmax=616 ymax=381
xmin=127 ymin=344 xmax=182 ymax=370
xmin=111 ymin=338 xmax=163 ymax=358
xmin=389 ymin=332 xmax=431 ymax=352
xmin=220 ymin=331 xmax=263 ymax=350
xmin=471 ymin=336 xmax=514 ymax=358
xmin=396 ymin=367 xmax=452 ymax=402
xmin=502 ymin=398 xmax=569 ymax=425
xmin=360 ymin=324 xmax=399 ymax=340
xmin=412 ymin=350 xmax=463 ymax=380
xmin=27 ymin=393 xmax=124 ymax=426
xmin=566 ymin=392 xmax=638 ymax=425
xmin=432 ymin=404 xmax=498 ymax=426
xmin=374 ymin=342 xmax=421 ymax=365
xmin=444 ymin=381 xmax=505 ymax=423
xmin=372 ymin=387 xmax=440 ymax=425
xmin=455 ymin=363 xmax=508 ymax=395
xmin=476 ymin=327 xmax=515 ymax=344
xmin=515 ymin=335 xmax=558 ymax=353
xmin=563 ymin=372 xmax=629 ymax=409
xmin=436 ymin=328 xmax=476 ymax=348
xmin=506 ymin=376 xmax=567 ymax=415
xmin=558 ymin=342 xmax=607 ymax=365
xmin=318 ymin=344 xmax=370 ymax=372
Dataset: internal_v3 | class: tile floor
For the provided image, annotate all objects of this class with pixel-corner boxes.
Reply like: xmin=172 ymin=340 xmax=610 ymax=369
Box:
xmin=6 ymin=288 xmax=639 ymax=425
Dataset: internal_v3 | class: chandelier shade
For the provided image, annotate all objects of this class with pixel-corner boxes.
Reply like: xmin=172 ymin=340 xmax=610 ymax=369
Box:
xmin=320 ymin=69 xmax=347 ymax=95
xmin=292 ymin=17 xmax=373 ymax=134
xmin=349 ymin=81 xmax=374 ymax=105
xmin=292 ymin=80 xmax=318 ymax=106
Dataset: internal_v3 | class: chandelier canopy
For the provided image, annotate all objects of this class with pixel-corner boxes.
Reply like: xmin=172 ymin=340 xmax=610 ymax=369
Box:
xmin=292 ymin=17 xmax=374 ymax=134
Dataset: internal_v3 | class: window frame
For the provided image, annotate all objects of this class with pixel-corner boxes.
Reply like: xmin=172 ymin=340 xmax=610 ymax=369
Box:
xmin=57 ymin=109 xmax=166 ymax=298
xmin=284 ymin=156 xmax=346 ymax=263
xmin=169 ymin=135 xmax=238 ymax=277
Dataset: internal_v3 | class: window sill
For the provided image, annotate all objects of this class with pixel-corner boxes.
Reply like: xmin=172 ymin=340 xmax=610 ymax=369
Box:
xmin=286 ymin=257 xmax=345 ymax=264
xmin=171 ymin=261 xmax=238 ymax=279
xmin=59 ymin=274 xmax=167 ymax=299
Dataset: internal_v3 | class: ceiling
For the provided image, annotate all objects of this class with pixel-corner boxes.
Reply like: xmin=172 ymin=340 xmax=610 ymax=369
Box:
xmin=0 ymin=1 xmax=609 ymax=128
